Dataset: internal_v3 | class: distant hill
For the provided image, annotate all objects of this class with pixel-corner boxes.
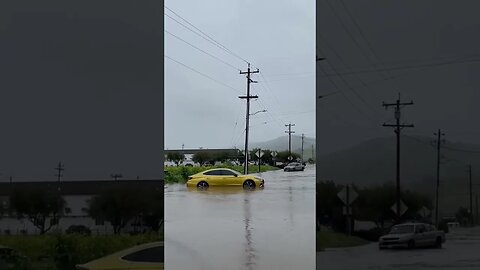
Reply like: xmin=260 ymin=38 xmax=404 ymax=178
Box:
xmin=317 ymin=135 xmax=480 ymax=216
xmin=241 ymin=135 xmax=316 ymax=160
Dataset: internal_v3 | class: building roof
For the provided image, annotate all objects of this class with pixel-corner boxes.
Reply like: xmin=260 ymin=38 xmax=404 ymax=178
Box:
xmin=0 ymin=179 xmax=163 ymax=196
xmin=164 ymin=148 xmax=240 ymax=155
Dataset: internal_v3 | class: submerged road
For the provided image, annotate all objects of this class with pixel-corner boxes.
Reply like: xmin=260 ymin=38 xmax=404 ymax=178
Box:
xmin=317 ymin=226 xmax=480 ymax=270
xmin=165 ymin=166 xmax=315 ymax=270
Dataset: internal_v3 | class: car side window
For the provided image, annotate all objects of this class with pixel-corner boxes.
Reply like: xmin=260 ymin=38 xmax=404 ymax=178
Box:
xmin=121 ymin=246 xmax=164 ymax=263
xmin=204 ymin=170 xmax=221 ymax=176
xmin=222 ymin=170 xmax=237 ymax=176
xmin=415 ymin=225 xmax=425 ymax=233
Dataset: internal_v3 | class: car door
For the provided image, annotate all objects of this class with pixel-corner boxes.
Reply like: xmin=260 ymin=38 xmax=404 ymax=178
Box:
xmin=425 ymin=225 xmax=436 ymax=245
xmin=203 ymin=170 xmax=224 ymax=186
xmin=221 ymin=170 xmax=241 ymax=186
xmin=414 ymin=224 xmax=428 ymax=246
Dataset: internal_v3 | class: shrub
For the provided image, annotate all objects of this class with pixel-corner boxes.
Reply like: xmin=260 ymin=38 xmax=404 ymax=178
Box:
xmin=353 ymin=227 xmax=383 ymax=242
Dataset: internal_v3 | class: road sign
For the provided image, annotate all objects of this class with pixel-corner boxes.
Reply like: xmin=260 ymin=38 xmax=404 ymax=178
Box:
xmin=288 ymin=156 xmax=293 ymax=160
xmin=391 ymin=200 xmax=408 ymax=216
xmin=255 ymin=150 xmax=264 ymax=158
xmin=418 ymin=206 xmax=431 ymax=217
xmin=272 ymin=151 xmax=277 ymax=157
xmin=337 ymin=185 xmax=358 ymax=205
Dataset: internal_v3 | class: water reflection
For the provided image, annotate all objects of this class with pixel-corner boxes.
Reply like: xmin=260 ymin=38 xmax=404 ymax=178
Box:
xmin=186 ymin=185 xmax=264 ymax=195
xmin=243 ymin=192 xmax=257 ymax=270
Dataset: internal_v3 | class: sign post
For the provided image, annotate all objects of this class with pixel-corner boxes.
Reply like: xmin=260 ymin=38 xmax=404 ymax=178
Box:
xmin=338 ymin=184 xmax=358 ymax=235
xmin=255 ymin=149 xmax=264 ymax=172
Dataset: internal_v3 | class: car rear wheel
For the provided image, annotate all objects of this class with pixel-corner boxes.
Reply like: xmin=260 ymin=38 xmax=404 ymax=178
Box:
xmin=197 ymin=181 xmax=209 ymax=190
xmin=243 ymin=180 xmax=256 ymax=190
xmin=407 ymin=240 xmax=415 ymax=249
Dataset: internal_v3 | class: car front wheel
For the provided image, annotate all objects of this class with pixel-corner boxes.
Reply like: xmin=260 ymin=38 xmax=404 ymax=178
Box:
xmin=243 ymin=180 xmax=256 ymax=190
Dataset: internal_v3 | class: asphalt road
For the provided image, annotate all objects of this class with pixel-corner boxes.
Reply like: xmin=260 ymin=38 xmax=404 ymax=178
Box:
xmin=164 ymin=166 xmax=315 ymax=270
xmin=317 ymin=226 xmax=480 ymax=270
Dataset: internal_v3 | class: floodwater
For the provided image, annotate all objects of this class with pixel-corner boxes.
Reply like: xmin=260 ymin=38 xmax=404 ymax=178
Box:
xmin=165 ymin=166 xmax=315 ymax=270
xmin=317 ymin=226 xmax=480 ymax=270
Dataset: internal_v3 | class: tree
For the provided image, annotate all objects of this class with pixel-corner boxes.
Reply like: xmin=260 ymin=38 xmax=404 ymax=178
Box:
xmin=192 ymin=151 xmax=212 ymax=165
xmin=456 ymin=207 xmax=470 ymax=226
xmin=10 ymin=189 xmax=66 ymax=234
xmin=88 ymin=188 xmax=145 ymax=234
xmin=142 ymin=191 xmax=164 ymax=232
xmin=166 ymin=152 xmax=185 ymax=165
xmin=275 ymin=151 xmax=301 ymax=163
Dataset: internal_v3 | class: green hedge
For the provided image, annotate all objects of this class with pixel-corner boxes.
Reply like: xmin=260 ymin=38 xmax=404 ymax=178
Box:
xmin=0 ymin=233 xmax=163 ymax=270
xmin=317 ymin=231 xmax=369 ymax=251
xmin=164 ymin=165 xmax=278 ymax=183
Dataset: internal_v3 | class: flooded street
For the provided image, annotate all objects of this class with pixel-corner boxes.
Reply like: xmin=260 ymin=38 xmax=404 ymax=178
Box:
xmin=165 ymin=166 xmax=315 ymax=270
xmin=317 ymin=226 xmax=480 ymax=270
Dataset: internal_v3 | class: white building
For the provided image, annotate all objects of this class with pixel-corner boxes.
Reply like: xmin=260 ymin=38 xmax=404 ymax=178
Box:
xmin=0 ymin=180 xmax=163 ymax=235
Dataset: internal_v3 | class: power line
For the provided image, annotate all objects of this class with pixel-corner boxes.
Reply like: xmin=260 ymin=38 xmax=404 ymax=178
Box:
xmin=317 ymin=57 xmax=480 ymax=78
xmin=165 ymin=54 xmax=242 ymax=93
xmin=323 ymin=0 xmax=402 ymax=95
xmin=443 ymin=145 xmax=480 ymax=154
xmin=165 ymin=30 xmax=240 ymax=71
xmin=317 ymin=47 xmax=376 ymax=122
xmin=164 ymin=6 xmax=250 ymax=65
xmin=317 ymin=33 xmax=381 ymax=116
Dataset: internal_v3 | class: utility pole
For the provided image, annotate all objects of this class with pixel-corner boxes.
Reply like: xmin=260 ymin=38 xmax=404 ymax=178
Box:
xmin=434 ymin=129 xmax=445 ymax=226
xmin=469 ymin=165 xmax=473 ymax=226
xmin=285 ymin=123 xmax=295 ymax=160
xmin=312 ymin=144 xmax=314 ymax=163
xmin=301 ymin=133 xmax=305 ymax=162
xmin=476 ymin=195 xmax=479 ymax=225
xmin=382 ymin=94 xmax=414 ymax=221
xmin=55 ymin=161 xmax=64 ymax=182
xmin=239 ymin=63 xmax=259 ymax=174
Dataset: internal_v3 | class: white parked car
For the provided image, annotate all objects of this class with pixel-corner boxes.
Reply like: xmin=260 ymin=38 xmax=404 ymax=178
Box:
xmin=378 ymin=222 xmax=445 ymax=249
xmin=283 ymin=162 xmax=305 ymax=172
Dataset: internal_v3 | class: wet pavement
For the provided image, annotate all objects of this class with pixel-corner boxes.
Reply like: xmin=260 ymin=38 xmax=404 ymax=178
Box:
xmin=165 ymin=166 xmax=315 ymax=270
xmin=317 ymin=226 xmax=480 ymax=270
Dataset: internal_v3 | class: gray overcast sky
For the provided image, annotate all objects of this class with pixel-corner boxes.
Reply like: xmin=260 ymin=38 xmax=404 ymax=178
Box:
xmin=0 ymin=1 xmax=163 ymax=180
xmin=165 ymin=0 xmax=315 ymax=150
xmin=316 ymin=0 xmax=480 ymax=155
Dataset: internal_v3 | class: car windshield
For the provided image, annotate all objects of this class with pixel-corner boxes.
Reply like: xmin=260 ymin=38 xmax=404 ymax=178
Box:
xmin=389 ymin=225 xmax=414 ymax=234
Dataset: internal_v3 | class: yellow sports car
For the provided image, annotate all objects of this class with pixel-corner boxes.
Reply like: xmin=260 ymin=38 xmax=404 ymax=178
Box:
xmin=186 ymin=168 xmax=264 ymax=190
xmin=76 ymin=241 xmax=163 ymax=270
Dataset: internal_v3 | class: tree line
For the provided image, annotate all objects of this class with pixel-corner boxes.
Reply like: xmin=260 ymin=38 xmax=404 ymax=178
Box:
xmin=166 ymin=148 xmax=309 ymax=166
xmin=317 ymin=181 xmax=433 ymax=233
xmin=1 ymin=188 xmax=163 ymax=235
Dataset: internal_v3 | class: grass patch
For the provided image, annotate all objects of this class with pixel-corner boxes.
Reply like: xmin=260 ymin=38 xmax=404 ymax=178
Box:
xmin=0 ymin=233 xmax=163 ymax=270
xmin=164 ymin=165 xmax=278 ymax=184
xmin=316 ymin=231 xmax=369 ymax=251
